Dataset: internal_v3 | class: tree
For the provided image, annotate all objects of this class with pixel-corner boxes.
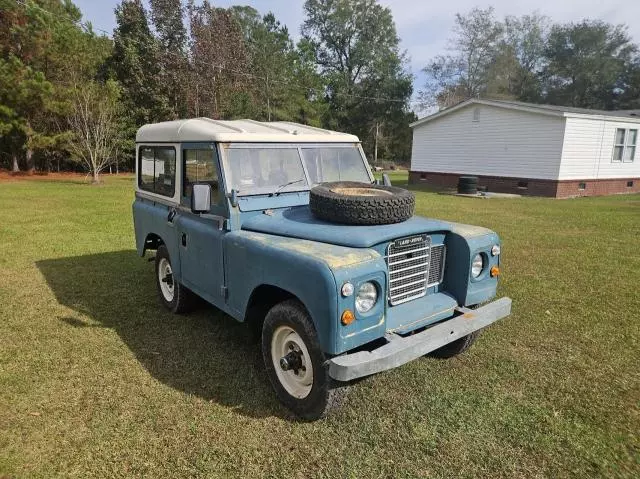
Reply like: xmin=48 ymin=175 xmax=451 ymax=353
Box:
xmin=149 ymin=0 xmax=188 ymax=117
xmin=542 ymin=21 xmax=639 ymax=109
xmin=302 ymin=0 xmax=413 ymax=159
xmin=1 ymin=0 xmax=83 ymax=173
xmin=108 ymin=0 xmax=168 ymax=126
xmin=419 ymin=7 xmax=503 ymax=109
xmin=66 ymin=80 xmax=121 ymax=183
xmin=288 ymin=38 xmax=328 ymax=127
xmin=501 ymin=14 xmax=549 ymax=101
xmin=617 ymin=59 xmax=640 ymax=109
xmin=187 ymin=1 xmax=250 ymax=119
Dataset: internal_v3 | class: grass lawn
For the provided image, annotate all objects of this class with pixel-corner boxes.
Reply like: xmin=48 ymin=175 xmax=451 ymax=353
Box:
xmin=1 ymin=173 xmax=638 ymax=478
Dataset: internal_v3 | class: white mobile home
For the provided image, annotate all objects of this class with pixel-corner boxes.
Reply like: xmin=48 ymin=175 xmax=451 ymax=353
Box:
xmin=409 ymin=99 xmax=640 ymax=197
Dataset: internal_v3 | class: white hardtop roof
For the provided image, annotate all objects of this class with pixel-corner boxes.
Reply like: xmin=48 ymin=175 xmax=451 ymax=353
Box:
xmin=136 ymin=118 xmax=360 ymax=143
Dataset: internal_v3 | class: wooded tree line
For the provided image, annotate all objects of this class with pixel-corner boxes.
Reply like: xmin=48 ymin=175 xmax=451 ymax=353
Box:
xmin=0 ymin=0 xmax=414 ymax=179
xmin=1 ymin=1 xmax=639 ymax=180
xmin=420 ymin=7 xmax=640 ymax=111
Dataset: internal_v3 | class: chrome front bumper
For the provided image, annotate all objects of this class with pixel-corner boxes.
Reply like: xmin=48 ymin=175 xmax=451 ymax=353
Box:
xmin=328 ymin=297 xmax=512 ymax=382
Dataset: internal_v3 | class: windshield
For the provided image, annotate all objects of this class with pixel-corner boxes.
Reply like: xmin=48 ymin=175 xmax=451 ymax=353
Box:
xmin=223 ymin=145 xmax=370 ymax=195
xmin=225 ymin=148 xmax=308 ymax=195
xmin=300 ymin=147 xmax=370 ymax=184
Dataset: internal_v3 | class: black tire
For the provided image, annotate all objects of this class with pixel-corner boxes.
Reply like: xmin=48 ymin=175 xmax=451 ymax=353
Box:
xmin=154 ymin=244 xmax=195 ymax=314
xmin=262 ymin=299 xmax=346 ymax=420
xmin=428 ymin=331 xmax=480 ymax=359
xmin=457 ymin=176 xmax=478 ymax=194
xmin=458 ymin=176 xmax=478 ymax=185
xmin=309 ymin=181 xmax=415 ymax=225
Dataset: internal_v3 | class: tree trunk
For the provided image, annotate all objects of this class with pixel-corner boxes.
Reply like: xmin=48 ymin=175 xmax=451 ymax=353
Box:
xmin=11 ymin=154 xmax=19 ymax=173
xmin=26 ymin=148 xmax=35 ymax=175
xmin=374 ymin=122 xmax=379 ymax=166
xmin=92 ymin=169 xmax=99 ymax=184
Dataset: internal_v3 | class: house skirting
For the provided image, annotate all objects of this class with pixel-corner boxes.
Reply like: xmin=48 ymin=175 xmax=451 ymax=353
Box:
xmin=408 ymin=171 xmax=640 ymax=198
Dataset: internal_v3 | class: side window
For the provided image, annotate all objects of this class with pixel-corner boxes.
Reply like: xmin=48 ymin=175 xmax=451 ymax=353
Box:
xmin=613 ymin=128 xmax=637 ymax=163
xmin=183 ymin=148 xmax=220 ymax=205
xmin=138 ymin=146 xmax=176 ymax=197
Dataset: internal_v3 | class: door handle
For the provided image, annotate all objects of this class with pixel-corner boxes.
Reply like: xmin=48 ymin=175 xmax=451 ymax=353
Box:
xmin=167 ymin=208 xmax=177 ymax=223
xmin=181 ymin=233 xmax=187 ymax=247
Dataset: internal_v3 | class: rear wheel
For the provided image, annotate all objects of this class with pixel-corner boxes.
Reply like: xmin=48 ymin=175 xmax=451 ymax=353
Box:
xmin=155 ymin=244 xmax=195 ymax=314
xmin=262 ymin=299 xmax=346 ymax=420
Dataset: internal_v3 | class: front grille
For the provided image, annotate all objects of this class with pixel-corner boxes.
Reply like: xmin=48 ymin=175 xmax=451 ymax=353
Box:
xmin=428 ymin=244 xmax=446 ymax=286
xmin=385 ymin=235 xmax=446 ymax=306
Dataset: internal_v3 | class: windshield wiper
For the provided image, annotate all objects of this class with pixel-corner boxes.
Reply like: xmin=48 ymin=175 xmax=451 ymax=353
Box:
xmin=270 ymin=178 xmax=305 ymax=196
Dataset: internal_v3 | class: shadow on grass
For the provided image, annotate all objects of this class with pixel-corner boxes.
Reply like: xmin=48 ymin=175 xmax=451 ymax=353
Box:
xmin=37 ymin=250 xmax=284 ymax=420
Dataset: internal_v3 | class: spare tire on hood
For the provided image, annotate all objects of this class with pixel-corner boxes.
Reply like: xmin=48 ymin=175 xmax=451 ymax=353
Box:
xmin=309 ymin=181 xmax=415 ymax=225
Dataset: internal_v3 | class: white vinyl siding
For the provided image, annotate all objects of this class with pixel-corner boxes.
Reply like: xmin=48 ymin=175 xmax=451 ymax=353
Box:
xmin=410 ymin=105 xmax=565 ymax=180
xmin=559 ymin=117 xmax=640 ymax=180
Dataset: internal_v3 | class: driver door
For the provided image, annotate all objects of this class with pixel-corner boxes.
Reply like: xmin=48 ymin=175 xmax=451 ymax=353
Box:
xmin=175 ymin=144 xmax=227 ymax=308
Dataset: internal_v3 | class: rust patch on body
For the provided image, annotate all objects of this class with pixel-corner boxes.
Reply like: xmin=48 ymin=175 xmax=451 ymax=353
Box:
xmin=446 ymin=221 xmax=493 ymax=238
xmin=237 ymin=231 xmax=380 ymax=268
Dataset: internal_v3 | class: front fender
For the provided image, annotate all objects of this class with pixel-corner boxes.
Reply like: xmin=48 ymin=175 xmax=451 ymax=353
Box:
xmin=224 ymin=231 xmax=380 ymax=354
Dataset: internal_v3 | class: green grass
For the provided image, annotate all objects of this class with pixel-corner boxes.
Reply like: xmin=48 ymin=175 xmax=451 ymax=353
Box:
xmin=1 ymin=174 xmax=639 ymax=478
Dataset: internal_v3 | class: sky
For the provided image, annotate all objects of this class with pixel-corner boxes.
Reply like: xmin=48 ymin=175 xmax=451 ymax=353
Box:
xmin=75 ymin=0 xmax=638 ymax=101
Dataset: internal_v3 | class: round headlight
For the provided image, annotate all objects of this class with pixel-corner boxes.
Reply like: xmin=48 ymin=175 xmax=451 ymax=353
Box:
xmin=491 ymin=244 xmax=501 ymax=256
xmin=471 ymin=254 xmax=484 ymax=278
xmin=355 ymin=282 xmax=377 ymax=313
xmin=341 ymin=282 xmax=354 ymax=297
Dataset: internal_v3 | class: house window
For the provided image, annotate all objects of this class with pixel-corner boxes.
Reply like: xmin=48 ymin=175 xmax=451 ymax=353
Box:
xmin=613 ymin=128 xmax=637 ymax=162
xmin=517 ymin=181 xmax=528 ymax=189
xmin=473 ymin=107 xmax=480 ymax=122
xmin=578 ymin=182 xmax=586 ymax=190
xmin=138 ymin=146 xmax=176 ymax=197
xmin=627 ymin=181 xmax=634 ymax=188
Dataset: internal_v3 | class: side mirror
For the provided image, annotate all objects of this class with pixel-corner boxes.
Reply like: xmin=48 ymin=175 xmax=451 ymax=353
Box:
xmin=191 ymin=183 xmax=211 ymax=214
xmin=382 ymin=173 xmax=392 ymax=187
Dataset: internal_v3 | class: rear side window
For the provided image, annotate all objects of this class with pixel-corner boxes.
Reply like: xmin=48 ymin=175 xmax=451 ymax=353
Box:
xmin=183 ymin=148 xmax=220 ymax=205
xmin=138 ymin=146 xmax=176 ymax=197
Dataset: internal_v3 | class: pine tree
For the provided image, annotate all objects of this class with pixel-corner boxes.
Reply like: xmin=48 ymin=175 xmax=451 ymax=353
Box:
xmin=108 ymin=0 xmax=169 ymax=127
xmin=150 ymin=0 xmax=188 ymax=117
xmin=187 ymin=1 xmax=249 ymax=119
xmin=0 ymin=0 xmax=88 ymax=173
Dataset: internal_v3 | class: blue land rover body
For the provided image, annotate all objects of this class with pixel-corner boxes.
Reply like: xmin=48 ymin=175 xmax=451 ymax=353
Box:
xmin=133 ymin=119 xmax=511 ymax=419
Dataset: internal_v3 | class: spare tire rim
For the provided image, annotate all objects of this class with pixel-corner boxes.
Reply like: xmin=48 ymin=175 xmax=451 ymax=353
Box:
xmin=330 ymin=187 xmax=394 ymax=197
xmin=271 ymin=325 xmax=313 ymax=399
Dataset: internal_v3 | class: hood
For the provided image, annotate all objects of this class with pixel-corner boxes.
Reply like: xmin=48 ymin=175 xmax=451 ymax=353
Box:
xmin=241 ymin=206 xmax=452 ymax=248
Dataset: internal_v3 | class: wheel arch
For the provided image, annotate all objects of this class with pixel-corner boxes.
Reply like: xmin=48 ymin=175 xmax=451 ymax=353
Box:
xmin=142 ymin=232 xmax=164 ymax=256
xmin=245 ymin=284 xmax=300 ymax=338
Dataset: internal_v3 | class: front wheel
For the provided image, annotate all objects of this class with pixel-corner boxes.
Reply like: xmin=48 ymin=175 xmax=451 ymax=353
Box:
xmin=429 ymin=331 xmax=480 ymax=359
xmin=262 ymin=300 xmax=346 ymax=420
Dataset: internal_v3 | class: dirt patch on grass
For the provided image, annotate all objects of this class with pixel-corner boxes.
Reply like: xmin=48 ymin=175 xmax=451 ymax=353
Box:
xmin=0 ymin=169 xmax=133 ymax=182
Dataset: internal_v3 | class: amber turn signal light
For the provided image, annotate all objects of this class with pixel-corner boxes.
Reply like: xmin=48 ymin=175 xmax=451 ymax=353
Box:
xmin=490 ymin=266 xmax=500 ymax=277
xmin=341 ymin=309 xmax=355 ymax=326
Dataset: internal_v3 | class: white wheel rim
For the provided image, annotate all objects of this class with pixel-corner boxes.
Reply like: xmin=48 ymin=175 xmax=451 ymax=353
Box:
xmin=271 ymin=326 xmax=313 ymax=399
xmin=158 ymin=257 xmax=174 ymax=302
